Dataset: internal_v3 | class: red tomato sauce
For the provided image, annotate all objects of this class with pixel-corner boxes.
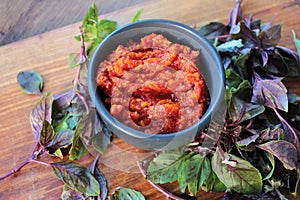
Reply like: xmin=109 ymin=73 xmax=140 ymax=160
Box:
xmin=97 ymin=33 xmax=209 ymax=134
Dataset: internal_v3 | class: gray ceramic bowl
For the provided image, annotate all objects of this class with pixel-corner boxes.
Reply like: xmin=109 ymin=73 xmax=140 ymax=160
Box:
xmin=88 ymin=19 xmax=225 ymax=151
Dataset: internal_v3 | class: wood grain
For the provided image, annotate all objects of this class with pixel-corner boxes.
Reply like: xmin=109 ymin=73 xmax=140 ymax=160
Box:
xmin=0 ymin=0 xmax=150 ymax=46
xmin=0 ymin=0 xmax=299 ymax=199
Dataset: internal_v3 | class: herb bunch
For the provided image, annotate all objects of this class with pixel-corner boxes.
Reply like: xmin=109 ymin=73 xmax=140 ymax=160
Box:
xmin=143 ymin=0 xmax=300 ymax=199
xmin=1 ymin=4 xmax=146 ymax=200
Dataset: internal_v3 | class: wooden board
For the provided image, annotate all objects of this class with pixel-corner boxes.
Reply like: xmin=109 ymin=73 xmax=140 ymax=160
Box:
xmin=0 ymin=0 xmax=299 ymax=199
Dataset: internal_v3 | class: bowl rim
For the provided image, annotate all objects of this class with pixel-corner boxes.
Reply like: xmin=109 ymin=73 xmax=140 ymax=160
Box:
xmin=88 ymin=19 xmax=225 ymax=141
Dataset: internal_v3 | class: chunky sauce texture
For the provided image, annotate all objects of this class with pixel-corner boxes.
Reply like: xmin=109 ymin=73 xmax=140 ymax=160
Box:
xmin=97 ymin=33 xmax=209 ymax=134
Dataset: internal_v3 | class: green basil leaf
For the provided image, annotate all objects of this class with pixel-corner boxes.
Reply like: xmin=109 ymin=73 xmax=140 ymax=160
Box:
xmin=40 ymin=120 xmax=55 ymax=147
xmin=201 ymin=171 xmax=226 ymax=192
xmin=258 ymin=140 xmax=297 ymax=170
xmin=131 ymin=9 xmax=143 ymax=23
xmin=217 ymin=39 xmax=243 ymax=52
xmin=30 ymin=92 xmax=53 ymax=140
xmin=262 ymin=152 xmax=275 ymax=181
xmin=212 ymin=148 xmax=263 ymax=194
xmin=229 ymin=97 xmax=265 ymax=123
xmin=17 ymin=71 xmax=43 ymax=94
xmin=69 ymin=115 xmax=88 ymax=160
xmin=178 ymin=153 xmax=211 ymax=195
xmin=146 ymin=148 xmax=188 ymax=184
xmin=110 ymin=187 xmax=145 ymax=200
xmin=292 ymin=30 xmax=300 ymax=54
xmin=89 ymin=164 xmax=108 ymax=200
xmin=52 ymin=161 xmax=100 ymax=196
xmin=68 ymin=53 xmax=86 ymax=69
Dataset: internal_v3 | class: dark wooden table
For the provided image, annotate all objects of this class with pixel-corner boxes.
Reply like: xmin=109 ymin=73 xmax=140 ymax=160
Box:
xmin=0 ymin=0 xmax=299 ymax=199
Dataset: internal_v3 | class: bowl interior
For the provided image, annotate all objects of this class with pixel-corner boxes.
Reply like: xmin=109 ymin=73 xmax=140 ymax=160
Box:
xmin=88 ymin=19 xmax=224 ymax=150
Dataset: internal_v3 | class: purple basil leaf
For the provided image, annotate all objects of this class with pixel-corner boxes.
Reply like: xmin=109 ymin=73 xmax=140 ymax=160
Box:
xmin=259 ymin=126 xmax=284 ymax=142
xmin=61 ymin=185 xmax=84 ymax=200
xmin=230 ymin=21 xmax=260 ymax=48
xmin=258 ymin=24 xmax=281 ymax=48
xmin=52 ymin=161 xmax=100 ymax=196
xmin=266 ymin=52 xmax=289 ymax=76
xmin=40 ymin=120 xmax=55 ymax=147
xmin=30 ymin=92 xmax=53 ymax=140
xmin=46 ymin=129 xmax=74 ymax=149
xmin=228 ymin=0 xmax=249 ymax=28
xmin=251 ymin=73 xmax=288 ymax=112
xmin=258 ymin=140 xmax=298 ymax=170
xmin=89 ymin=158 xmax=108 ymax=200
xmin=259 ymin=50 xmax=268 ymax=67
xmin=198 ymin=22 xmax=227 ymax=40
xmin=79 ymin=108 xmax=111 ymax=155
xmin=236 ymin=134 xmax=259 ymax=147
xmin=17 ymin=71 xmax=43 ymax=94
xmin=53 ymin=90 xmax=76 ymax=111
xmin=276 ymin=46 xmax=300 ymax=77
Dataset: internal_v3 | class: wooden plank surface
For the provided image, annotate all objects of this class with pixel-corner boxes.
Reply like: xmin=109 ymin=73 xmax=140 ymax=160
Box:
xmin=0 ymin=0 xmax=299 ymax=199
xmin=0 ymin=0 xmax=150 ymax=46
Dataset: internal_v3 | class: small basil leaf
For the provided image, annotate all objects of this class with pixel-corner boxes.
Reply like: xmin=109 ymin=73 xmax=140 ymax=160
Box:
xmin=30 ymin=92 xmax=53 ymax=140
xmin=230 ymin=21 xmax=260 ymax=48
xmin=69 ymin=117 xmax=88 ymax=160
xmin=52 ymin=161 xmax=100 ymax=196
xmin=292 ymin=30 xmax=300 ymax=54
xmin=131 ymin=9 xmax=143 ymax=23
xmin=251 ymin=73 xmax=288 ymax=112
xmin=68 ymin=53 xmax=86 ymax=69
xmin=217 ymin=39 xmax=243 ymax=52
xmin=40 ymin=120 xmax=55 ymax=147
xmin=259 ymin=24 xmax=281 ymax=48
xmin=110 ymin=187 xmax=146 ymax=200
xmin=17 ymin=71 xmax=43 ymax=94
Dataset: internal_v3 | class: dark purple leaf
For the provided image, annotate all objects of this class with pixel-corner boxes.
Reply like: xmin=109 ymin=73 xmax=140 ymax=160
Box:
xmin=259 ymin=50 xmax=268 ymax=67
xmin=276 ymin=46 xmax=300 ymax=77
xmin=17 ymin=71 xmax=43 ymax=94
xmin=266 ymin=52 xmax=289 ymax=76
xmin=228 ymin=0 xmax=249 ymax=28
xmin=251 ymin=73 xmax=288 ymax=112
xmin=40 ymin=120 xmax=55 ymax=147
xmin=30 ymin=92 xmax=53 ymax=140
xmin=198 ymin=22 xmax=227 ymax=40
xmin=46 ymin=129 xmax=74 ymax=149
xmin=61 ymin=185 xmax=84 ymax=200
xmin=236 ymin=134 xmax=259 ymax=147
xmin=53 ymin=90 xmax=76 ymax=111
xmin=89 ymin=158 xmax=108 ymax=200
xmin=259 ymin=24 xmax=281 ymax=48
xmin=52 ymin=161 xmax=100 ymax=196
xmin=258 ymin=140 xmax=298 ymax=170
xmin=230 ymin=21 xmax=260 ymax=48
xmin=259 ymin=126 xmax=284 ymax=142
